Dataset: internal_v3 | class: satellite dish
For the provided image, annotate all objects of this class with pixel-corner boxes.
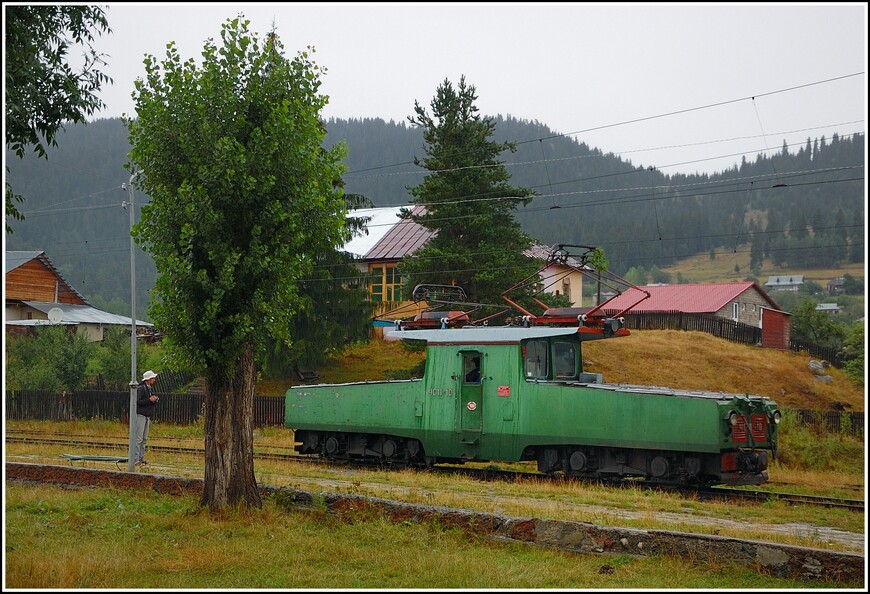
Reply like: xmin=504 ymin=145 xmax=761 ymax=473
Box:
xmin=48 ymin=307 xmax=64 ymax=324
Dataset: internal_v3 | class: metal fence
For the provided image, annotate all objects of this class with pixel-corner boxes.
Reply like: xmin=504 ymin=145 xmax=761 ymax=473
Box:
xmin=4 ymin=389 xmax=863 ymax=436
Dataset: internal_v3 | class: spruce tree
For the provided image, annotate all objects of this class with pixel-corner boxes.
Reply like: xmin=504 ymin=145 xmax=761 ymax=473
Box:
xmin=398 ymin=76 xmax=538 ymax=311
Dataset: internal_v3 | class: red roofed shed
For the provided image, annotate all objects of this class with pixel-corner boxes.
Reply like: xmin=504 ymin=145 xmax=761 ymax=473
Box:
xmin=601 ymin=282 xmax=791 ymax=349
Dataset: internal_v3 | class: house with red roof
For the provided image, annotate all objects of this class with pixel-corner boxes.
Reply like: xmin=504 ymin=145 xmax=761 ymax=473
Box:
xmin=601 ymin=281 xmax=792 ymax=348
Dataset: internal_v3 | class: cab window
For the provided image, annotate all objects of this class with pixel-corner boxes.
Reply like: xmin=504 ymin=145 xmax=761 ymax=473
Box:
xmin=554 ymin=341 xmax=577 ymax=379
xmin=523 ymin=340 xmax=548 ymax=379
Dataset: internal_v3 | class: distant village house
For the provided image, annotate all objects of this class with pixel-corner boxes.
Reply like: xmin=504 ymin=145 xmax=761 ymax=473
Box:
xmin=765 ymin=275 xmax=804 ymax=292
xmin=815 ymin=303 xmax=841 ymax=315
xmin=827 ymin=277 xmax=845 ymax=295
xmin=5 ymin=250 xmax=152 ymax=342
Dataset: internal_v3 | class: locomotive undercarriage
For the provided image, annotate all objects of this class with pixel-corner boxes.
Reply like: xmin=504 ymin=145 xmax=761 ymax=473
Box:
xmin=295 ymin=430 xmax=432 ymax=467
xmin=527 ymin=444 xmax=770 ymax=487
xmin=294 ymin=430 xmax=769 ymax=487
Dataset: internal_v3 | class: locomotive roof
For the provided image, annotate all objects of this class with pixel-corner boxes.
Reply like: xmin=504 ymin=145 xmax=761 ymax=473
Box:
xmin=386 ymin=326 xmax=603 ymax=344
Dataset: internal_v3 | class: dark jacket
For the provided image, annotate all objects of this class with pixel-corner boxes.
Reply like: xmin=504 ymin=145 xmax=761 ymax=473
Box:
xmin=136 ymin=382 xmax=157 ymax=418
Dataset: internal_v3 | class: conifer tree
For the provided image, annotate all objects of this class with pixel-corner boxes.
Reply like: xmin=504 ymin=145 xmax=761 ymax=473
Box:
xmin=399 ymin=76 xmax=538 ymax=311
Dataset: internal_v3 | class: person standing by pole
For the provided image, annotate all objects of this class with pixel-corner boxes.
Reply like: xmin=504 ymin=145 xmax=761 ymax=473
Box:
xmin=134 ymin=370 xmax=159 ymax=466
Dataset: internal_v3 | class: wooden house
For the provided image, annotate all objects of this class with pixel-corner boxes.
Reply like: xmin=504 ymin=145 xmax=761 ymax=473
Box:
xmin=827 ymin=277 xmax=845 ymax=295
xmin=5 ymin=250 xmax=152 ymax=342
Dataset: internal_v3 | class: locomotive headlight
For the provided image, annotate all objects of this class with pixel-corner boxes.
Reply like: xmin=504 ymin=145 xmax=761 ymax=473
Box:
xmin=727 ymin=410 xmax=739 ymax=426
xmin=771 ymin=410 xmax=782 ymax=425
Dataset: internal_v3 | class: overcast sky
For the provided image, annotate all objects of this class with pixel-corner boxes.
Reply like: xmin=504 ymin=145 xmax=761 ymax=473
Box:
xmin=81 ymin=3 xmax=868 ymax=176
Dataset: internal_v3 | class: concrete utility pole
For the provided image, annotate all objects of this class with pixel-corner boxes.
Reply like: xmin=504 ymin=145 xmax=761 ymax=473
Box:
xmin=124 ymin=172 xmax=140 ymax=472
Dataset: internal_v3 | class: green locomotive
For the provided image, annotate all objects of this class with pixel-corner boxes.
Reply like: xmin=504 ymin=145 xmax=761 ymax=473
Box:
xmin=285 ymin=317 xmax=781 ymax=487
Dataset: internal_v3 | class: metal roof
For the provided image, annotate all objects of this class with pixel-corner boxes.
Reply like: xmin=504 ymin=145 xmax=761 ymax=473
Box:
xmin=765 ymin=275 xmax=804 ymax=285
xmin=341 ymin=207 xmax=406 ymax=258
xmin=5 ymin=319 xmax=78 ymax=327
xmin=341 ymin=205 xmax=435 ymax=261
xmin=600 ymin=282 xmax=781 ymax=313
xmin=19 ymin=301 xmax=152 ymax=326
xmin=363 ymin=205 xmax=434 ymax=260
xmin=5 ymin=250 xmax=44 ymax=274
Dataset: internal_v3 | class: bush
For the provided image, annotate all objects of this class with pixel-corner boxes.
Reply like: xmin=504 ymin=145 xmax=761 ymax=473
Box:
xmin=776 ymin=410 xmax=864 ymax=473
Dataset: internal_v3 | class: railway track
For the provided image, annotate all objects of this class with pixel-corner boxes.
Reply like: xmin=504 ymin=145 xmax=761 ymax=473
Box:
xmin=6 ymin=432 xmax=864 ymax=513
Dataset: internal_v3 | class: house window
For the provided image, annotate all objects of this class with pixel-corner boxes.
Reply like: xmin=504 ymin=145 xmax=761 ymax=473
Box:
xmin=369 ymin=263 xmax=402 ymax=303
xmin=732 ymin=302 xmax=739 ymax=321
xmin=561 ymin=279 xmax=571 ymax=303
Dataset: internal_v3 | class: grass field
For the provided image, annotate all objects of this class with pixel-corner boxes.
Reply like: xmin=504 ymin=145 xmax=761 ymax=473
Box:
xmin=5 ymin=416 xmax=865 ymax=589
xmin=657 ymin=245 xmax=866 ymax=286
xmin=9 ymin=482 xmax=856 ymax=589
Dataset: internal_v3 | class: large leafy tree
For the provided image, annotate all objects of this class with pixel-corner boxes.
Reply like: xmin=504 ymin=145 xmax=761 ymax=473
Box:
xmin=790 ymin=299 xmax=847 ymax=348
xmin=127 ymin=17 xmax=348 ymax=510
xmin=4 ymin=4 xmax=112 ymax=232
xmin=398 ymin=76 xmax=539 ymax=311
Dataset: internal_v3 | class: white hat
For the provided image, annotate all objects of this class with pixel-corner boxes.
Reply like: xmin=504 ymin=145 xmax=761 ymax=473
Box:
xmin=142 ymin=370 xmax=158 ymax=381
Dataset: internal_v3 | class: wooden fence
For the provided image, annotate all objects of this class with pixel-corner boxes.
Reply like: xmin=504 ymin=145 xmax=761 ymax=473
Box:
xmin=4 ymin=390 xmax=863 ymax=437
xmin=792 ymin=409 xmax=864 ymax=436
xmin=787 ymin=338 xmax=844 ymax=368
xmin=605 ymin=311 xmax=844 ymax=368
xmin=5 ymin=390 xmax=283 ymax=428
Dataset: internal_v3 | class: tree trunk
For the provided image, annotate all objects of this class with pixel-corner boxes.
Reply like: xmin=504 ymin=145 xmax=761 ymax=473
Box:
xmin=200 ymin=341 xmax=262 ymax=510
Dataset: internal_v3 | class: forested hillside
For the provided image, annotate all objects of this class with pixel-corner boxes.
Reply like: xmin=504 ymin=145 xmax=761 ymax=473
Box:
xmin=5 ymin=116 xmax=864 ymax=319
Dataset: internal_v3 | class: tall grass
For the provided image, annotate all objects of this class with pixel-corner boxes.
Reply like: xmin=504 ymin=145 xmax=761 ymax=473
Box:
xmin=775 ymin=409 xmax=865 ymax=474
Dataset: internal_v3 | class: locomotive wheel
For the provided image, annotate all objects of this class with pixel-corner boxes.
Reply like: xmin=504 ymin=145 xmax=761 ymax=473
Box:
xmin=406 ymin=439 xmax=421 ymax=459
xmin=569 ymin=451 xmax=587 ymax=471
xmin=324 ymin=436 xmax=339 ymax=456
xmin=650 ymin=455 xmax=669 ymax=478
xmin=382 ymin=439 xmax=397 ymax=458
